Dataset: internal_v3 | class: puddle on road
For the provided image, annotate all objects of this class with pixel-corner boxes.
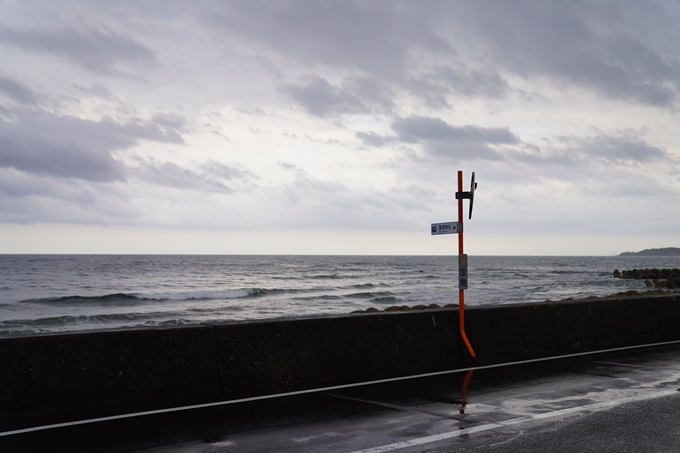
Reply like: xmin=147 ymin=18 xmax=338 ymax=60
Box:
xmin=457 ymin=361 xmax=680 ymax=421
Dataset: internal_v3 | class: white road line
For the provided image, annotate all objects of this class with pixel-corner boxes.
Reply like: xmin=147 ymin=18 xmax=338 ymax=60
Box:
xmin=346 ymin=389 xmax=679 ymax=453
xmin=3 ymin=339 xmax=680 ymax=438
xmin=348 ymin=423 xmax=507 ymax=453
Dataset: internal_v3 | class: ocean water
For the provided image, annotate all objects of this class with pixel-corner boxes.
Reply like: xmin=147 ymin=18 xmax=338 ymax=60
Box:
xmin=1 ymin=254 xmax=679 ymax=337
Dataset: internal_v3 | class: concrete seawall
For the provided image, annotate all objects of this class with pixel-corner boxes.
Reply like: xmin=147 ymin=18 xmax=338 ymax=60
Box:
xmin=2 ymin=293 xmax=679 ymax=429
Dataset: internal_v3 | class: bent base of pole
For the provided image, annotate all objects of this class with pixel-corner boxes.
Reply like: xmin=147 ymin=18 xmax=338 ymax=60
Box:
xmin=459 ymin=290 xmax=477 ymax=360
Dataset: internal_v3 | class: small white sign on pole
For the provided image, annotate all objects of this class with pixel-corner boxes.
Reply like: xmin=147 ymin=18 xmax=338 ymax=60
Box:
xmin=459 ymin=254 xmax=468 ymax=289
xmin=431 ymin=222 xmax=463 ymax=235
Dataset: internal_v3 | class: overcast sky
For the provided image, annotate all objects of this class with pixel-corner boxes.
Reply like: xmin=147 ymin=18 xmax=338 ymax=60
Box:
xmin=0 ymin=0 xmax=679 ymax=255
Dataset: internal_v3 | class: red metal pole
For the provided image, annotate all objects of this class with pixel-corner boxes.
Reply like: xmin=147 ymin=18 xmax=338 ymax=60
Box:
xmin=458 ymin=171 xmax=476 ymax=359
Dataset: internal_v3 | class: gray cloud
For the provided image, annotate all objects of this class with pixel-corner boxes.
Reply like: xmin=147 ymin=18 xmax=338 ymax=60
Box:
xmin=507 ymin=132 xmax=671 ymax=170
xmin=204 ymin=2 xmax=507 ymax=115
xmin=270 ymin=161 xmax=435 ymax=229
xmin=359 ymin=116 xmax=671 ymax=173
xmin=278 ymin=75 xmax=367 ymax=117
xmin=278 ymin=74 xmax=393 ymax=117
xmin=0 ymin=22 xmax=156 ymax=74
xmin=73 ymin=83 xmax=115 ymax=100
xmin=355 ymin=131 xmax=394 ymax=148
xmin=392 ymin=116 xmax=519 ymax=145
xmin=0 ymin=168 xmax=56 ymax=198
xmin=202 ymin=1 xmax=680 ymax=110
xmin=552 ymin=134 xmax=668 ymax=165
xmin=383 ymin=116 xmax=519 ymax=160
xmin=131 ymin=159 xmax=259 ymax=193
xmin=398 ymin=65 xmax=509 ymax=109
xmin=579 ymin=135 xmax=665 ymax=162
xmin=202 ymin=1 xmax=449 ymax=73
xmin=276 ymin=161 xmax=347 ymax=206
xmin=433 ymin=65 xmax=509 ymax=99
xmin=202 ymin=160 xmax=258 ymax=182
xmin=0 ymin=170 xmax=142 ymax=225
xmin=279 ymin=65 xmax=509 ymax=116
xmin=451 ymin=0 xmax=680 ymax=106
xmin=0 ymin=74 xmax=38 ymax=104
xmin=0 ymin=108 xmax=185 ymax=182
xmin=0 ymin=1 xmax=677 ymax=240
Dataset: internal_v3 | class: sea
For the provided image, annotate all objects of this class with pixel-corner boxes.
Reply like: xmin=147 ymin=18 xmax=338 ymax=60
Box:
xmin=1 ymin=254 xmax=679 ymax=337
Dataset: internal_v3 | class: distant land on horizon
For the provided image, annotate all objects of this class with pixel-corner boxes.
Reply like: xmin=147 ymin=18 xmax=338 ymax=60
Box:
xmin=619 ymin=247 xmax=680 ymax=257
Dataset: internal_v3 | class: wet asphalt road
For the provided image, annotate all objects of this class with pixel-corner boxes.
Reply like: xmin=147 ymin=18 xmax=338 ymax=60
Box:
xmin=3 ymin=344 xmax=680 ymax=452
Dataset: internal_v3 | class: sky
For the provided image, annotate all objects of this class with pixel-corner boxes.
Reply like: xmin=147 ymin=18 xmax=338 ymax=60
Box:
xmin=0 ymin=0 xmax=679 ymax=255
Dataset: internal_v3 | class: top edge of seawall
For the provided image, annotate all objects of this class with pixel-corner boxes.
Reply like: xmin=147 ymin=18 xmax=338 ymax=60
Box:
xmin=470 ymin=291 xmax=680 ymax=310
xmin=3 ymin=292 xmax=679 ymax=341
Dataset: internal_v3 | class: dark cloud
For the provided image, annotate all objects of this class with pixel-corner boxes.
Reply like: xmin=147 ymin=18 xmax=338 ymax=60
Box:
xmin=355 ymin=131 xmax=394 ymax=148
xmin=0 ymin=1 xmax=676 ymax=237
xmin=204 ymin=2 xmax=508 ymax=114
xmin=202 ymin=1 xmax=449 ymax=73
xmin=477 ymin=133 xmax=673 ymax=183
xmin=389 ymin=116 xmax=518 ymax=160
xmin=0 ymin=169 xmax=141 ymax=225
xmin=359 ymin=116 xmax=670 ymax=172
xmin=554 ymin=134 xmax=668 ymax=164
xmin=399 ymin=65 xmax=509 ymax=109
xmin=0 ymin=168 xmax=56 ymax=198
xmin=0 ymin=108 xmax=185 ymax=182
xmin=132 ymin=161 xmax=204 ymax=189
xmin=131 ymin=159 xmax=259 ymax=193
xmin=434 ymin=65 xmax=509 ymax=99
xmin=278 ymin=74 xmax=392 ymax=117
xmin=202 ymin=160 xmax=258 ymax=182
xmin=508 ymin=132 xmax=670 ymax=170
xmin=201 ymin=1 xmax=679 ymax=110
xmin=451 ymin=0 xmax=680 ymax=106
xmin=0 ymin=22 xmax=156 ymax=74
xmin=0 ymin=74 xmax=38 ymax=104
xmin=278 ymin=75 xmax=366 ymax=117
xmin=392 ymin=116 xmax=518 ymax=145
xmin=278 ymin=67 xmax=508 ymax=117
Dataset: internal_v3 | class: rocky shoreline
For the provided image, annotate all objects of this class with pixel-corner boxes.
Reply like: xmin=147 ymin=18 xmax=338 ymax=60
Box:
xmin=350 ymin=270 xmax=680 ymax=313
xmin=352 ymin=303 xmax=457 ymax=313
xmin=351 ymin=287 xmax=680 ymax=314
xmin=614 ymin=267 xmax=680 ymax=289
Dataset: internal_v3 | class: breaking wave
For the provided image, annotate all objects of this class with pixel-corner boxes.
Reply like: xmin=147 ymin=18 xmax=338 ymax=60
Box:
xmin=20 ymin=288 xmax=289 ymax=305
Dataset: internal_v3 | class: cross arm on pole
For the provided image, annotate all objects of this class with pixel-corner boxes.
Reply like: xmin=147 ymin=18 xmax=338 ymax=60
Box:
xmin=456 ymin=172 xmax=476 ymax=220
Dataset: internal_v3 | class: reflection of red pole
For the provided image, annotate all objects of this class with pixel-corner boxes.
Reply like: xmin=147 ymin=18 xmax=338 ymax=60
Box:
xmin=458 ymin=171 xmax=476 ymax=359
xmin=459 ymin=368 xmax=474 ymax=414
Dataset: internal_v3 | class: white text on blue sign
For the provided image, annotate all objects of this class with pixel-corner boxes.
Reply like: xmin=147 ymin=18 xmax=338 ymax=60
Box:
xmin=431 ymin=222 xmax=463 ymax=235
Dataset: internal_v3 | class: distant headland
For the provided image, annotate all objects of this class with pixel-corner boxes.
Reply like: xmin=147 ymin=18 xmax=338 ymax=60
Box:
xmin=619 ymin=247 xmax=680 ymax=257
